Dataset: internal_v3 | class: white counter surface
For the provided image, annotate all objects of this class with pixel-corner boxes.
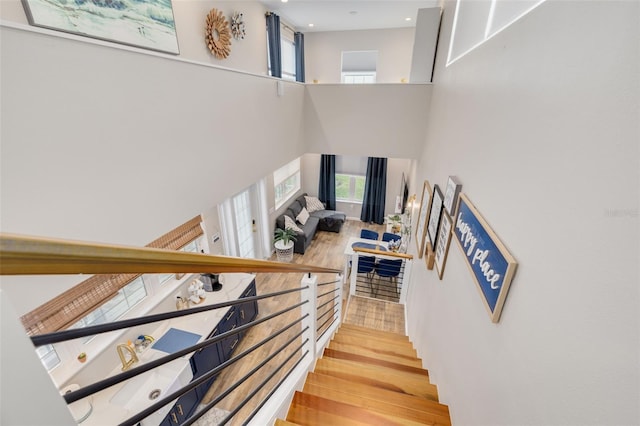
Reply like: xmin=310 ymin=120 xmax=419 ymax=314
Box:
xmin=79 ymin=273 xmax=256 ymax=426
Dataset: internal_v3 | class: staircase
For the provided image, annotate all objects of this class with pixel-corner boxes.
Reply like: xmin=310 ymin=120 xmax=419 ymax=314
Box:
xmin=276 ymin=323 xmax=451 ymax=425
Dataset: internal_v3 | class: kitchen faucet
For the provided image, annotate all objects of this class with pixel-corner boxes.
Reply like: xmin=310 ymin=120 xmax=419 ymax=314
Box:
xmin=116 ymin=343 xmax=138 ymax=371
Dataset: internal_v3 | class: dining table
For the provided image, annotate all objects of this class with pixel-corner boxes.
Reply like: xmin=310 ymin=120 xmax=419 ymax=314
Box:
xmin=343 ymin=237 xmax=390 ymax=278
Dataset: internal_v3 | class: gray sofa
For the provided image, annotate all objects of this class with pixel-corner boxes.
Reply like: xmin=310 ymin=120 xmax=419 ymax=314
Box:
xmin=275 ymin=193 xmax=346 ymax=254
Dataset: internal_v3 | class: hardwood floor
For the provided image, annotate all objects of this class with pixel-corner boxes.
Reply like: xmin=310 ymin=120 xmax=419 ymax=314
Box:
xmin=197 ymin=219 xmax=394 ymax=425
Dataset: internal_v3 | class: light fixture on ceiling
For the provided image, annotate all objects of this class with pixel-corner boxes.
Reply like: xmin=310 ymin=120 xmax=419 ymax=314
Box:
xmin=281 ymin=0 xmax=288 ymax=3
xmin=405 ymin=17 xmax=412 ymax=21
xmin=308 ymin=23 xmax=314 ymax=27
xmin=349 ymin=10 xmax=357 ymax=15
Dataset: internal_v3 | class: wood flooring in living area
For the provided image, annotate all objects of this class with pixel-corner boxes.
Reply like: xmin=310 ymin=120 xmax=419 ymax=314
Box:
xmin=197 ymin=219 xmax=401 ymax=425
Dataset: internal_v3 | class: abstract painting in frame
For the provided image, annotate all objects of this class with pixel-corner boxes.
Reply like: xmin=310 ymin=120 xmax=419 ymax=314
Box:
xmin=22 ymin=0 xmax=180 ymax=55
xmin=414 ymin=180 xmax=432 ymax=259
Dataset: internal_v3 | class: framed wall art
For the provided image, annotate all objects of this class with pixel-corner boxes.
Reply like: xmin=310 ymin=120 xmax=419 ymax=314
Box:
xmin=414 ymin=180 xmax=432 ymax=259
xmin=434 ymin=210 xmax=453 ymax=280
xmin=453 ymin=194 xmax=518 ymax=323
xmin=427 ymin=184 xmax=444 ymax=249
xmin=22 ymin=0 xmax=180 ymax=55
xmin=443 ymin=176 xmax=462 ymax=216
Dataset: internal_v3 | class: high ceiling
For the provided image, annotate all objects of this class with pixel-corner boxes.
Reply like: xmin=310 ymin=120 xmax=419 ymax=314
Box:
xmin=258 ymin=0 xmax=440 ymax=33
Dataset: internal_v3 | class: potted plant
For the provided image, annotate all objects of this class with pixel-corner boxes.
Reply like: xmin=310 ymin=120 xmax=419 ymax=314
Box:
xmin=387 ymin=214 xmax=403 ymax=234
xmin=274 ymin=228 xmax=297 ymax=262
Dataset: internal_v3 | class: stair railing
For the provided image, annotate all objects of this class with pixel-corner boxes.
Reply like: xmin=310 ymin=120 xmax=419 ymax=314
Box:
xmin=350 ymin=247 xmax=413 ymax=304
xmin=0 ymin=233 xmax=343 ymax=426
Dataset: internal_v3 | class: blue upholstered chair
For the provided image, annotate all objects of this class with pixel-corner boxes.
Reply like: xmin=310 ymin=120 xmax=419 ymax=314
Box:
xmin=382 ymin=232 xmax=399 ymax=243
xmin=374 ymin=258 xmax=403 ymax=297
xmin=360 ymin=229 xmax=379 ymax=240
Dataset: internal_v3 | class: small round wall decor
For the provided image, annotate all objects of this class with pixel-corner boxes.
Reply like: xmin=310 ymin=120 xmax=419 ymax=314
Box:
xmin=205 ymin=8 xmax=231 ymax=59
xmin=230 ymin=12 xmax=246 ymax=40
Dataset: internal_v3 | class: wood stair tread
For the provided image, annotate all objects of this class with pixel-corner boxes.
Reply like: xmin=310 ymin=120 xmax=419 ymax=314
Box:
xmin=340 ymin=323 xmax=411 ymax=341
xmin=328 ymin=340 xmax=423 ymax=368
xmin=275 ymin=419 xmax=302 ymax=426
xmin=306 ymin=372 xmax=449 ymax=416
xmin=323 ymin=347 xmax=428 ymax=376
xmin=288 ymin=391 xmax=427 ymax=426
xmin=303 ymin=381 xmax=451 ymax=425
xmin=283 ymin=323 xmax=451 ymax=425
xmin=314 ymin=357 xmax=439 ymax=401
xmin=331 ymin=333 xmax=418 ymax=358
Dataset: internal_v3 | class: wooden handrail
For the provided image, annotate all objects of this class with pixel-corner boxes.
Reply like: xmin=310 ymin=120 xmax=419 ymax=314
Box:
xmin=0 ymin=233 xmax=341 ymax=276
xmin=352 ymin=246 xmax=414 ymax=259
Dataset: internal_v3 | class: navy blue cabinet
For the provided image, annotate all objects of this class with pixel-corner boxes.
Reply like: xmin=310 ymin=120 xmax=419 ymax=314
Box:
xmin=160 ymin=279 xmax=257 ymax=425
xmin=160 ymin=387 xmax=199 ymax=425
xmin=190 ymin=326 xmax=223 ymax=400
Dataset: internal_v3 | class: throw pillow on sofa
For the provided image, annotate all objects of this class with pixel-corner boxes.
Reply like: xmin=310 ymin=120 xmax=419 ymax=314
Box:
xmin=284 ymin=215 xmax=303 ymax=233
xmin=305 ymin=196 xmax=325 ymax=213
xmin=296 ymin=207 xmax=310 ymax=225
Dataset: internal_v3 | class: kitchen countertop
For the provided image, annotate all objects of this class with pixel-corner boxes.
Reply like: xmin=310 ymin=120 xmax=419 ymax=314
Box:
xmin=79 ymin=273 xmax=256 ymax=426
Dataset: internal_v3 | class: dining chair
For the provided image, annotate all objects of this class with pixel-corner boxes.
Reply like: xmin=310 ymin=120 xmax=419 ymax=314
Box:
xmin=360 ymin=229 xmax=379 ymax=240
xmin=382 ymin=232 xmax=399 ymax=243
xmin=357 ymin=255 xmax=377 ymax=293
xmin=374 ymin=258 xmax=403 ymax=297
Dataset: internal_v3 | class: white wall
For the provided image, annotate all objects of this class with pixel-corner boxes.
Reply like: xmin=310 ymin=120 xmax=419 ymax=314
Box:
xmin=0 ymin=0 xmax=269 ymax=74
xmin=0 ymin=24 xmax=305 ymax=312
xmin=304 ymin=28 xmax=416 ymax=84
xmin=405 ymin=1 xmax=640 ymax=425
xmin=304 ymin=83 xmax=431 ymax=159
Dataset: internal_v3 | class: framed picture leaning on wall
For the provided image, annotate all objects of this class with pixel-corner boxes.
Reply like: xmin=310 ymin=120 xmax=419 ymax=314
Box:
xmin=443 ymin=176 xmax=462 ymax=216
xmin=427 ymin=184 xmax=444 ymax=249
xmin=434 ymin=210 xmax=453 ymax=280
xmin=414 ymin=180 xmax=433 ymax=259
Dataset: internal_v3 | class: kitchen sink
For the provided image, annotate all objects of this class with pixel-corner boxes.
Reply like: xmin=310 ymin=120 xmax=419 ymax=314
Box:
xmin=109 ymin=357 xmax=192 ymax=413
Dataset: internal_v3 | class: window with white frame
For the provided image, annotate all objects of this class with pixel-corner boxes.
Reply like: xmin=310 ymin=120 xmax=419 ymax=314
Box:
xmin=342 ymin=72 xmax=376 ymax=84
xmin=36 ymin=344 xmax=60 ymax=371
xmin=267 ymin=21 xmax=298 ymax=81
xmin=70 ymin=277 xmax=147 ymax=343
xmin=341 ymin=51 xmax=377 ymax=84
xmin=281 ymin=25 xmax=296 ymax=81
xmin=274 ymin=157 xmax=301 ymax=209
xmin=336 ymin=173 xmax=366 ymax=202
xmin=335 ymin=155 xmax=368 ymax=203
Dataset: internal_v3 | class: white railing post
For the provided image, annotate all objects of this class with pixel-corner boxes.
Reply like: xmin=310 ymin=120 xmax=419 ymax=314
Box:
xmin=399 ymin=258 xmax=412 ymax=305
xmin=334 ymin=272 xmax=343 ymax=327
xmin=349 ymin=255 xmax=358 ymax=297
xmin=300 ymin=273 xmax=317 ymax=358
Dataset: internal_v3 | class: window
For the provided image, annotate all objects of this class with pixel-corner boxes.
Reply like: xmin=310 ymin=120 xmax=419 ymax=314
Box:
xmin=274 ymin=157 xmax=301 ymax=209
xmin=36 ymin=344 xmax=60 ymax=371
xmin=336 ymin=173 xmax=366 ymax=202
xmin=267 ymin=21 xmax=298 ymax=81
xmin=342 ymin=72 xmax=376 ymax=84
xmin=341 ymin=51 xmax=377 ymax=84
xmin=281 ymin=27 xmax=296 ymax=81
xmin=70 ymin=277 xmax=147 ymax=343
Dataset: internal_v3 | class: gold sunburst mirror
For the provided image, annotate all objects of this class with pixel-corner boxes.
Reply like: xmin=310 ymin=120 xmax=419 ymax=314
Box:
xmin=205 ymin=8 xmax=231 ymax=59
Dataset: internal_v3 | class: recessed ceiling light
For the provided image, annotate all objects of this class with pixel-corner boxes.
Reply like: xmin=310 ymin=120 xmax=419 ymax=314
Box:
xmin=405 ymin=17 xmax=411 ymax=21
xmin=308 ymin=23 xmax=314 ymax=27
xmin=281 ymin=0 xmax=288 ymax=2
